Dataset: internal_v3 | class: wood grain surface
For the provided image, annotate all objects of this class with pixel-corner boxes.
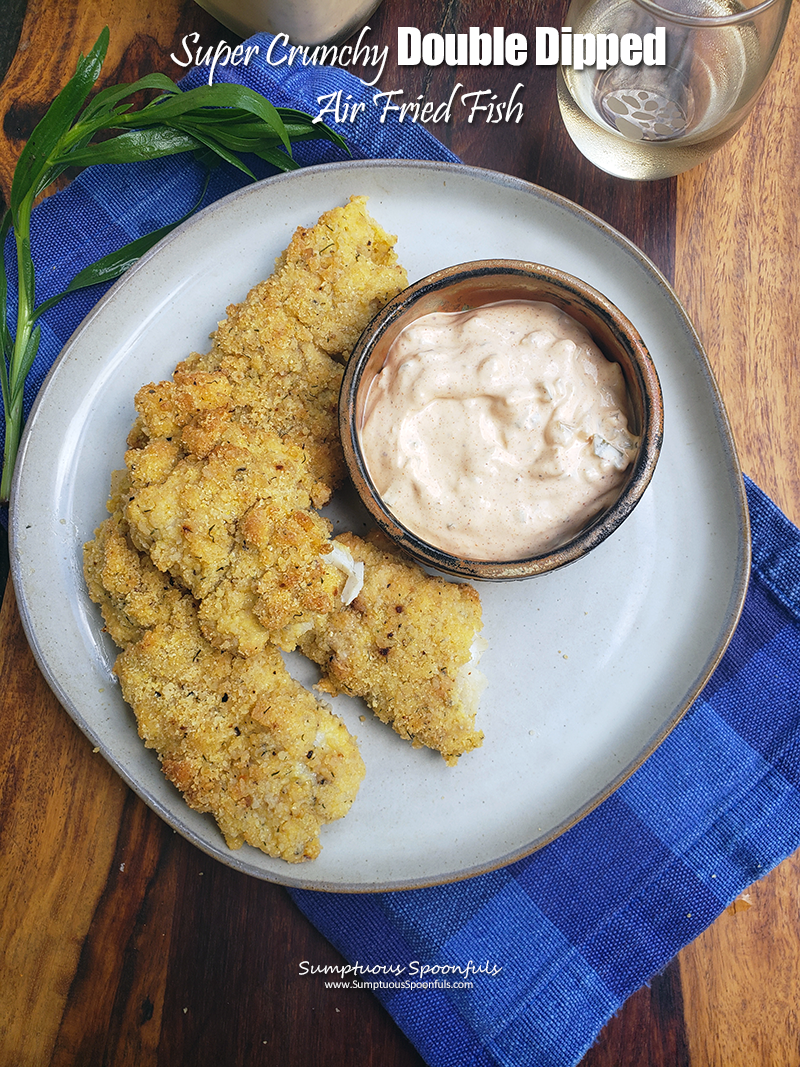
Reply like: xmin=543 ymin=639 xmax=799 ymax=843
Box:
xmin=0 ymin=0 xmax=229 ymax=201
xmin=675 ymin=24 xmax=800 ymax=523
xmin=0 ymin=0 xmax=798 ymax=1063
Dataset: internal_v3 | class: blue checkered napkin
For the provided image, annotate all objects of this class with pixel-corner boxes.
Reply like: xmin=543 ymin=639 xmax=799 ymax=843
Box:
xmin=5 ymin=35 xmax=800 ymax=1067
xmin=290 ymin=477 xmax=800 ymax=1067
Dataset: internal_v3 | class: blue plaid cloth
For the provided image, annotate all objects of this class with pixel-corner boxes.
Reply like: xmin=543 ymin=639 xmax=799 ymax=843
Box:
xmin=291 ymin=476 xmax=800 ymax=1066
xmin=4 ymin=34 xmax=800 ymax=1067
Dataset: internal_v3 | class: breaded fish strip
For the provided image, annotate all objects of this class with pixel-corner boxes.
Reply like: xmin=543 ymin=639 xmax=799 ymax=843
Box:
xmin=131 ymin=195 xmax=408 ymax=497
xmin=124 ymin=414 xmax=328 ymax=596
xmin=83 ymin=492 xmax=365 ymax=863
xmin=221 ymin=193 xmax=407 ymax=360
xmin=98 ymin=198 xmax=486 ymax=769
xmin=115 ymin=598 xmax=365 ymax=862
xmin=121 ymin=198 xmax=408 ymax=652
xmin=299 ymin=531 xmax=486 ymax=766
xmin=123 ymin=415 xmax=345 ymax=654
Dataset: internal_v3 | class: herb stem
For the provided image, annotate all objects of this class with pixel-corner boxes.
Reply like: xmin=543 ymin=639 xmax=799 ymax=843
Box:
xmin=1 ymin=195 xmax=34 ymax=502
xmin=0 ymin=371 xmax=23 ymax=502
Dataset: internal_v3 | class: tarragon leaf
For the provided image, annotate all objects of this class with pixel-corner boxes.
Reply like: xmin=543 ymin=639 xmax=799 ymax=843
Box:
xmin=79 ymin=72 xmax=181 ymax=122
xmin=10 ymin=28 xmax=110 ymax=216
xmin=134 ymin=82 xmax=292 ymax=151
xmin=59 ymin=125 xmax=204 ymax=167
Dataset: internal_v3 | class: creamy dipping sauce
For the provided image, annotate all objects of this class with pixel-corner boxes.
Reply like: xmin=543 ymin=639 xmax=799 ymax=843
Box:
xmin=359 ymin=300 xmax=640 ymax=561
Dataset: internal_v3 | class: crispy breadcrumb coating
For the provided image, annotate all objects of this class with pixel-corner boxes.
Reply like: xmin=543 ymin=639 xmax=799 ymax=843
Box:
xmin=130 ymin=195 xmax=408 ymax=497
xmin=83 ymin=196 xmax=487 ymax=865
xmin=115 ymin=597 xmax=364 ymax=862
xmin=251 ymin=193 xmax=407 ymax=358
xmin=300 ymin=532 xmax=485 ymax=767
xmin=121 ymin=197 xmax=408 ymax=653
xmin=84 ymin=483 xmax=364 ymax=863
xmin=123 ymin=416 xmax=344 ymax=652
xmin=83 ymin=471 xmax=185 ymax=648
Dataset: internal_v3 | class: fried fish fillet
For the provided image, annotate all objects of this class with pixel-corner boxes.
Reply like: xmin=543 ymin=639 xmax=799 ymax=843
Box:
xmin=123 ymin=415 xmax=344 ymax=653
xmin=122 ymin=196 xmax=408 ymax=654
xmin=84 ymin=485 xmax=365 ymax=863
xmin=122 ymin=197 xmax=486 ymax=764
xmin=300 ymin=532 xmax=486 ymax=766
xmin=116 ymin=598 xmax=364 ymax=862
xmin=86 ymin=195 xmax=486 ymax=868
xmin=129 ymin=194 xmax=408 ymax=497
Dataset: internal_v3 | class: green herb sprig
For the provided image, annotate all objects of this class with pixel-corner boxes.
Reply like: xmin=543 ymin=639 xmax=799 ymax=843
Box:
xmin=0 ymin=27 xmax=347 ymax=502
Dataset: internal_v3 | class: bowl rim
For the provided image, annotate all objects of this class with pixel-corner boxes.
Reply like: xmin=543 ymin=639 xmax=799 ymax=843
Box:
xmin=340 ymin=259 xmax=664 ymax=580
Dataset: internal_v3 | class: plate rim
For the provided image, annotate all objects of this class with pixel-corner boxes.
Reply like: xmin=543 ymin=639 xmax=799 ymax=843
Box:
xmin=9 ymin=158 xmax=751 ymax=892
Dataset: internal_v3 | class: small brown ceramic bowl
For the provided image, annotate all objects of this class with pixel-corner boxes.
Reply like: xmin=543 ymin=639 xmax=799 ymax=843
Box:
xmin=339 ymin=260 xmax=663 ymax=581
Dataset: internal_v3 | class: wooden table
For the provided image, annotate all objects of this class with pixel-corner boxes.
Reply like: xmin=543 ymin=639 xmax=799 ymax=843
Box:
xmin=1 ymin=1 xmax=798 ymax=1063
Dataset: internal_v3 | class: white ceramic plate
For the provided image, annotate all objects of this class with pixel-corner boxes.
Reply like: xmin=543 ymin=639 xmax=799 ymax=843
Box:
xmin=10 ymin=161 xmax=750 ymax=892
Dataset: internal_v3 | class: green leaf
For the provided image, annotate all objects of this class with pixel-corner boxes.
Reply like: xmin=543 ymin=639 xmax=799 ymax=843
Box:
xmin=60 ymin=125 xmax=204 ymax=167
xmin=79 ymin=72 xmax=180 ymax=122
xmin=250 ymin=146 xmax=301 ymax=173
xmin=189 ymin=145 xmax=224 ymax=172
xmin=135 ymin=83 xmax=292 ymax=151
xmin=166 ymin=122 xmax=258 ymax=177
xmin=13 ymin=324 xmax=41 ymax=397
xmin=179 ymin=106 xmax=347 ymax=156
xmin=5 ymin=324 xmax=41 ymax=421
xmin=277 ymin=109 xmax=348 ymax=153
xmin=171 ymin=114 xmax=281 ymax=154
xmin=10 ymin=28 xmax=109 ymax=215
